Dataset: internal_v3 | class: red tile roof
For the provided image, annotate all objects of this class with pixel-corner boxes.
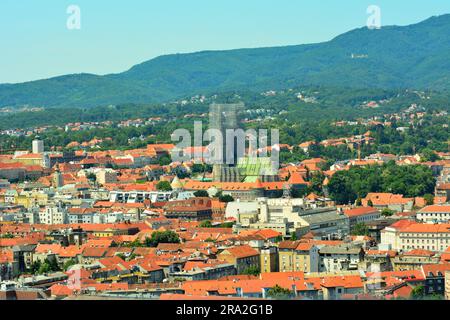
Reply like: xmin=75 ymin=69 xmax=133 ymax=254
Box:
xmin=220 ymin=245 xmax=259 ymax=259
xmin=400 ymin=223 xmax=450 ymax=234
xmin=344 ymin=207 xmax=379 ymax=218
xmin=421 ymin=263 xmax=450 ymax=277
xmin=418 ymin=205 xmax=450 ymax=213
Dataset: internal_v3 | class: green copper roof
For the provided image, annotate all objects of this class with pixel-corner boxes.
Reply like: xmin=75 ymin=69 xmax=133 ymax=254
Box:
xmin=237 ymin=157 xmax=277 ymax=176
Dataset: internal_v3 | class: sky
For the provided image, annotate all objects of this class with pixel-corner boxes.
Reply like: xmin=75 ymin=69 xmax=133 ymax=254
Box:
xmin=1 ymin=0 xmax=450 ymax=84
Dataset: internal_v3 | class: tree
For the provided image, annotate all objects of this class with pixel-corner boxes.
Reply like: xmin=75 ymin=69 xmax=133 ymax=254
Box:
xmin=307 ymin=172 xmax=325 ymax=195
xmin=328 ymin=163 xmax=435 ymax=205
xmin=291 ymin=188 xmax=307 ymax=199
xmin=424 ymin=194 xmax=434 ymax=206
xmin=266 ymin=285 xmax=292 ymax=300
xmin=116 ymin=253 xmax=127 ymax=261
xmin=219 ymin=194 xmax=234 ymax=203
xmin=420 ymin=149 xmax=439 ymax=162
xmin=30 ymin=260 xmax=42 ymax=274
xmin=410 ymin=285 xmax=425 ymax=300
xmin=35 ymin=258 xmax=60 ymax=275
xmin=290 ymin=231 xmax=298 ymax=241
xmin=242 ymin=266 xmax=260 ymax=276
xmin=194 ymin=190 xmax=209 ymax=197
xmin=367 ymin=200 xmax=374 ymax=207
xmin=351 ymin=223 xmax=369 ymax=236
xmin=274 ymin=235 xmax=284 ymax=243
xmin=219 ymin=222 xmax=235 ymax=228
xmin=144 ymin=230 xmax=180 ymax=247
xmin=158 ymin=155 xmax=172 ymax=166
xmin=127 ymin=239 xmax=143 ymax=248
xmin=63 ymin=258 xmax=77 ymax=271
xmin=199 ymin=220 xmax=213 ymax=228
xmin=47 ymin=258 xmax=61 ymax=272
xmin=192 ymin=164 xmax=212 ymax=174
xmin=424 ymin=293 xmax=444 ymax=300
xmin=381 ymin=208 xmax=395 ymax=217
xmin=156 ymin=181 xmax=172 ymax=191
xmin=38 ymin=262 xmax=51 ymax=275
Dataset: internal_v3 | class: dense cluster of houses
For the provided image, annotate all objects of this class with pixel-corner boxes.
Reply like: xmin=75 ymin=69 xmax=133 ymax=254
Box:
xmin=0 ymin=136 xmax=449 ymax=300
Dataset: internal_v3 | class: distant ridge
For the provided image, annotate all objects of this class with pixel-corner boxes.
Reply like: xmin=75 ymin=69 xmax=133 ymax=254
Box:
xmin=1 ymin=14 xmax=450 ymax=108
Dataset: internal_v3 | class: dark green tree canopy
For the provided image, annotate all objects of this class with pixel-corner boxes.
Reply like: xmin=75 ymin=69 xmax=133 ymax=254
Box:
xmin=328 ymin=163 xmax=435 ymax=205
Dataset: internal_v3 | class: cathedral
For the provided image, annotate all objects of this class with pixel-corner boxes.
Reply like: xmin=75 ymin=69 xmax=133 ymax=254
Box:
xmin=209 ymin=103 xmax=279 ymax=183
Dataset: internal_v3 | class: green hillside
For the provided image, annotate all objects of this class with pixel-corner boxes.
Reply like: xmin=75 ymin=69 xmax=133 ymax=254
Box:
xmin=1 ymin=14 xmax=450 ymax=108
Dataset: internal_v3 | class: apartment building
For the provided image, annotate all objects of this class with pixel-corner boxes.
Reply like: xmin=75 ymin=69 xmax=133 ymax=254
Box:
xmin=343 ymin=207 xmax=381 ymax=228
xmin=163 ymin=197 xmax=212 ymax=221
xmin=260 ymin=246 xmax=278 ymax=273
xmin=67 ymin=208 xmax=95 ymax=224
xmin=217 ymin=245 xmax=260 ymax=274
xmin=319 ymin=244 xmax=364 ymax=273
xmin=398 ymin=223 xmax=450 ymax=252
xmin=95 ymin=169 xmax=118 ymax=185
xmin=38 ymin=205 xmax=68 ymax=225
xmin=278 ymin=241 xmax=319 ymax=273
xmin=380 ymin=220 xmax=417 ymax=250
xmin=298 ymin=208 xmax=350 ymax=238
xmin=417 ymin=205 xmax=450 ymax=224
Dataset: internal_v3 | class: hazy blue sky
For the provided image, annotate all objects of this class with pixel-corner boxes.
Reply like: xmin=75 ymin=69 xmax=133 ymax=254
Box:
xmin=1 ymin=0 xmax=450 ymax=83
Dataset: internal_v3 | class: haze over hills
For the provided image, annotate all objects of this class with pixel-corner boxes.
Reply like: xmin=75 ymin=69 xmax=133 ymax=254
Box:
xmin=1 ymin=14 xmax=450 ymax=109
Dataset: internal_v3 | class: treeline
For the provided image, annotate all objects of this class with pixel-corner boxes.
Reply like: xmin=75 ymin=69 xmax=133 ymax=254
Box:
xmin=328 ymin=162 xmax=435 ymax=205
xmin=3 ymin=85 xmax=448 ymax=131
xmin=0 ymin=86 xmax=448 ymax=156
xmin=0 ymin=102 xmax=209 ymax=131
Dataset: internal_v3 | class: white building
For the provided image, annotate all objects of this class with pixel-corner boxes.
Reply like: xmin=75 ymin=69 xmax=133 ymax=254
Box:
xmin=417 ymin=205 xmax=450 ymax=224
xmin=92 ymin=212 xmax=124 ymax=224
xmin=343 ymin=207 xmax=381 ymax=228
xmin=229 ymin=197 xmax=309 ymax=236
xmin=319 ymin=244 xmax=364 ymax=273
xmin=380 ymin=220 xmax=416 ymax=251
xmin=226 ymin=197 xmax=306 ymax=220
xmin=38 ymin=205 xmax=67 ymax=225
xmin=32 ymin=140 xmax=44 ymax=154
xmin=42 ymin=154 xmax=51 ymax=169
xmin=398 ymin=223 xmax=450 ymax=252
xmin=68 ymin=211 xmax=95 ymax=224
xmin=109 ymin=190 xmax=172 ymax=203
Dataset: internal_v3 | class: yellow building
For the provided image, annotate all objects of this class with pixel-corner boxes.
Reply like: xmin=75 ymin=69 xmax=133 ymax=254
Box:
xmin=278 ymin=241 xmax=319 ymax=273
xmin=260 ymin=246 xmax=278 ymax=273
xmin=15 ymin=191 xmax=49 ymax=209
xmin=14 ymin=153 xmax=44 ymax=166
xmin=93 ymin=228 xmax=128 ymax=238
xmin=279 ymin=241 xmax=298 ymax=272
xmin=217 ymin=245 xmax=260 ymax=274
xmin=391 ymin=253 xmax=440 ymax=271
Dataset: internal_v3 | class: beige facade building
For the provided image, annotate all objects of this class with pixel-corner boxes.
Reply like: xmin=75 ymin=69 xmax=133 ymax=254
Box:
xmin=278 ymin=241 xmax=319 ymax=273
xmin=217 ymin=245 xmax=260 ymax=274
xmin=96 ymin=169 xmax=118 ymax=185
xmin=398 ymin=223 xmax=450 ymax=252
xmin=260 ymin=246 xmax=278 ymax=273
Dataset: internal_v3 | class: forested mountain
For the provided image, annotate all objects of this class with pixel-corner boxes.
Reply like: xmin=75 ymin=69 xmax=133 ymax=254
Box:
xmin=1 ymin=14 xmax=450 ymax=108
